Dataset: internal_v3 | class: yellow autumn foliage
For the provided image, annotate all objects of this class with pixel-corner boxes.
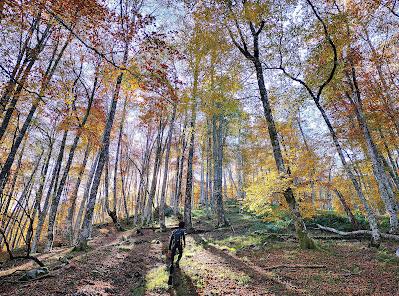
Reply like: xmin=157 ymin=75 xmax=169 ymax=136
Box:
xmin=244 ymin=171 xmax=292 ymax=217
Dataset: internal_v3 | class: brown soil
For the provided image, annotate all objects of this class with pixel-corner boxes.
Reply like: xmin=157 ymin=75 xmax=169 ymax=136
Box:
xmin=1 ymin=212 xmax=398 ymax=296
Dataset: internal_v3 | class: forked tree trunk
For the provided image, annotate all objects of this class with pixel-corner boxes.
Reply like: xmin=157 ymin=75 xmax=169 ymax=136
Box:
xmin=134 ymin=136 xmax=151 ymax=225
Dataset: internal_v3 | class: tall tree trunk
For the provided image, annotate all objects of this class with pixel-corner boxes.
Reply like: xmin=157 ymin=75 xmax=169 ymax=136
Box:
xmin=213 ymin=114 xmax=228 ymax=227
xmin=174 ymin=116 xmax=188 ymax=215
xmin=184 ymin=59 xmax=200 ymax=232
xmin=45 ymin=128 xmax=75 ymax=251
xmin=109 ymin=97 xmax=127 ymax=228
xmin=223 ymin=170 xmax=228 ymax=199
xmin=121 ymin=162 xmax=132 ymax=223
xmin=200 ymin=157 xmax=205 ymax=206
xmin=228 ymin=165 xmax=238 ymax=198
xmin=74 ymin=152 xmax=100 ymax=241
xmin=207 ymin=119 xmax=214 ymax=211
xmin=346 ymin=66 xmax=398 ymax=232
xmin=144 ymin=122 xmax=164 ymax=224
xmin=236 ymin=126 xmax=245 ymax=213
xmin=31 ymin=130 xmax=68 ymax=253
xmin=134 ymin=136 xmax=151 ymax=225
xmin=334 ymin=189 xmax=359 ymax=230
xmin=159 ymin=103 xmax=177 ymax=231
xmin=253 ymin=56 xmax=314 ymax=248
xmin=32 ymin=137 xmax=54 ymax=226
xmin=0 ymin=35 xmax=70 ymax=201
xmin=76 ymin=1 xmax=132 ymax=246
xmin=65 ymin=143 xmax=90 ymax=244
xmin=76 ymin=73 xmax=122 ymax=250
xmin=314 ymin=100 xmax=381 ymax=246
xmin=184 ymin=102 xmax=196 ymax=232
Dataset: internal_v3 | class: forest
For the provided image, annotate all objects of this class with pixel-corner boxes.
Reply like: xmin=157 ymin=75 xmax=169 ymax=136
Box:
xmin=0 ymin=0 xmax=399 ymax=295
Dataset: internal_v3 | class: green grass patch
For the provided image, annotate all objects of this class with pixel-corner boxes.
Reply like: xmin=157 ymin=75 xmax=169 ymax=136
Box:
xmin=131 ymin=286 xmax=145 ymax=296
xmin=181 ymin=269 xmax=205 ymax=290
xmin=376 ymin=247 xmax=399 ymax=265
xmin=305 ymin=211 xmax=368 ymax=232
xmin=218 ymin=268 xmax=252 ymax=285
xmin=145 ymin=266 xmax=169 ymax=291
xmin=206 ymin=231 xmax=281 ymax=252
xmin=118 ymin=246 xmax=133 ymax=252
xmin=183 ymin=241 xmax=204 ymax=258
xmin=237 ymin=274 xmax=252 ymax=285
xmin=315 ymin=240 xmax=340 ymax=256
xmin=165 ymin=215 xmax=180 ymax=227
xmin=312 ymin=274 xmax=323 ymax=282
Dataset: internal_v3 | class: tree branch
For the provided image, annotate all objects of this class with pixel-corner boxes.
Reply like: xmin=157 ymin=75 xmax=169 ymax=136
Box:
xmin=306 ymin=0 xmax=338 ymax=99
xmin=227 ymin=27 xmax=253 ymax=60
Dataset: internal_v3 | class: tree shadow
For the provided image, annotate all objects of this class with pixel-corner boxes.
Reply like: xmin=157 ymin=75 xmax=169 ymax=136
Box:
xmin=168 ymin=268 xmax=199 ymax=296
xmin=159 ymin=235 xmax=199 ymax=296
xmin=191 ymin=233 xmax=300 ymax=295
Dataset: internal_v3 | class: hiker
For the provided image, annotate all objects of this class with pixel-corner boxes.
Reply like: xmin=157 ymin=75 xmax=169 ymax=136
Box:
xmin=168 ymin=221 xmax=186 ymax=269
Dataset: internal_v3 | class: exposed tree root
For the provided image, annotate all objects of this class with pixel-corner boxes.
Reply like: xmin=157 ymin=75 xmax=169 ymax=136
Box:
xmin=19 ymin=273 xmax=54 ymax=283
xmin=1 ymin=273 xmax=54 ymax=285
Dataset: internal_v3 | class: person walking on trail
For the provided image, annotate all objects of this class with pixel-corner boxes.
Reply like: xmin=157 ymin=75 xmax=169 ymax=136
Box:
xmin=169 ymin=221 xmax=186 ymax=269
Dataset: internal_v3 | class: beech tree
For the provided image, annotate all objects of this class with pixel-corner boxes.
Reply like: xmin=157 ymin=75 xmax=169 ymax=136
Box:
xmin=1 ymin=0 xmax=398 ymax=260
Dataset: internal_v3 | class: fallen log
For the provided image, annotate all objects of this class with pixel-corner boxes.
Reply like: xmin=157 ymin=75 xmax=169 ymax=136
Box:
xmin=316 ymin=224 xmax=399 ymax=242
xmin=312 ymin=235 xmax=360 ymax=240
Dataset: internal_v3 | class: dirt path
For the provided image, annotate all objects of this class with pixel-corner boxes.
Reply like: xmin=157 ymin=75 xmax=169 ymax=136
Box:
xmin=1 ymin=206 xmax=399 ymax=295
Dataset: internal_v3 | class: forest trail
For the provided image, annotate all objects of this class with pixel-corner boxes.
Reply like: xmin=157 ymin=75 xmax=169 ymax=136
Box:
xmin=1 ymin=203 xmax=399 ymax=296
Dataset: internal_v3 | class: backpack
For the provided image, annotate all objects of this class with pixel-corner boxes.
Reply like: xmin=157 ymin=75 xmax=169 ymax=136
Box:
xmin=170 ymin=229 xmax=185 ymax=249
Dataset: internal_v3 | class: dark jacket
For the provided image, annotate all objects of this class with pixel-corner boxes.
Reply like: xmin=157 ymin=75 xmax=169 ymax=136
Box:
xmin=169 ymin=228 xmax=186 ymax=250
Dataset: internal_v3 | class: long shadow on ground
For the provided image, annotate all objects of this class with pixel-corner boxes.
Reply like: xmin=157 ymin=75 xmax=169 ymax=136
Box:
xmin=191 ymin=233 xmax=305 ymax=295
xmin=168 ymin=268 xmax=199 ymax=296
xmin=159 ymin=237 xmax=199 ymax=296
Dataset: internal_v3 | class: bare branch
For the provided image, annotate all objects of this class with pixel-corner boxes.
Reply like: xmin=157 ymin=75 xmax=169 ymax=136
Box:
xmin=235 ymin=19 xmax=250 ymax=53
xmin=255 ymin=20 xmax=265 ymax=35
xmin=227 ymin=27 xmax=253 ymax=60
xmin=263 ymin=0 xmax=338 ymax=104
xmin=306 ymin=0 xmax=338 ymax=99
